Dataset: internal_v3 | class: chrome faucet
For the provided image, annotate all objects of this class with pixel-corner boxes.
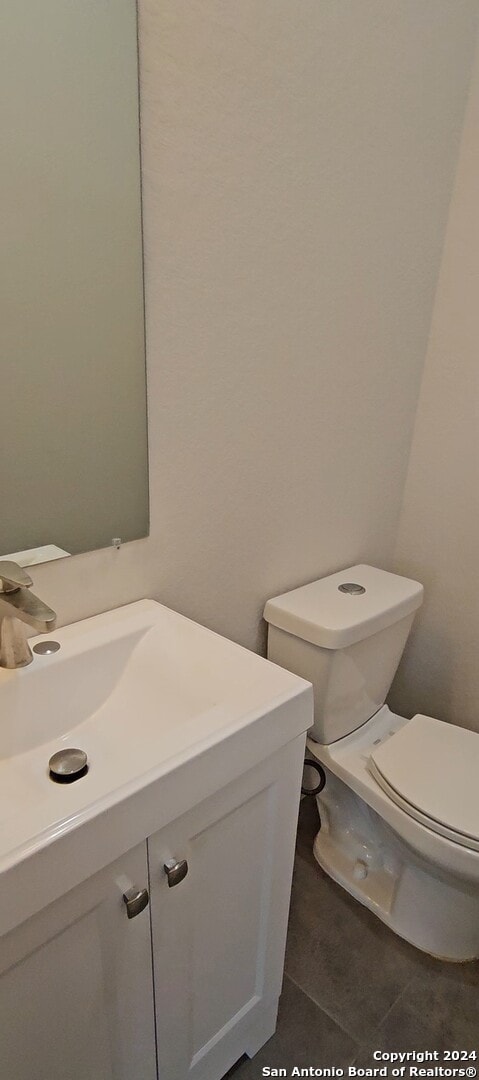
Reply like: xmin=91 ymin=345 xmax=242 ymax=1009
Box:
xmin=0 ymin=561 xmax=56 ymax=669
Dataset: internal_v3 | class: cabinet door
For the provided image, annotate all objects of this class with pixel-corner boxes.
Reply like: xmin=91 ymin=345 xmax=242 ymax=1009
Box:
xmin=0 ymin=842 xmax=157 ymax=1080
xmin=148 ymin=735 xmax=305 ymax=1080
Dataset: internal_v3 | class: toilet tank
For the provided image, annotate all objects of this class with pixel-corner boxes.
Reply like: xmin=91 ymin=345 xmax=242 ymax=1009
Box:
xmin=264 ymin=565 xmax=423 ymax=744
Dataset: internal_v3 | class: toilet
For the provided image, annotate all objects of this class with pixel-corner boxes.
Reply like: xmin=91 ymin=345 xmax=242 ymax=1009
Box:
xmin=264 ymin=565 xmax=479 ymax=961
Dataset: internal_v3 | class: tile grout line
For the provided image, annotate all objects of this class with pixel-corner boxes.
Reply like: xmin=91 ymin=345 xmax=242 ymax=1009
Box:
xmin=283 ymin=971 xmax=361 ymax=1054
xmin=349 ymin=976 xmax=417 ymax=1065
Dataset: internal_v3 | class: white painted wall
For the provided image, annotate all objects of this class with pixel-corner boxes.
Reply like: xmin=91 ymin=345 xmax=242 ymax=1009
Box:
xmin=390 ymin=35 xmax=479 ymax=732
xmin=26 ymin=0 xmax=478 ymax=656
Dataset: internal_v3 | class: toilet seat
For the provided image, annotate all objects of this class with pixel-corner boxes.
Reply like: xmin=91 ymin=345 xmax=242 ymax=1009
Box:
xmin=369 ymin=714 xmax=479 ymax=852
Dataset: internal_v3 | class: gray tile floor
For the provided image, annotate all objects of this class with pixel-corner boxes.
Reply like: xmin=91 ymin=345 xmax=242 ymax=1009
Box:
xmin=225 ymin=799 xmax=479 ymax=1079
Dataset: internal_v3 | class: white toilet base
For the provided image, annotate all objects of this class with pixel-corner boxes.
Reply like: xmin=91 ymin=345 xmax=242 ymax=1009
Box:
xmin=313 ymin=771 xmax=479 ymax=962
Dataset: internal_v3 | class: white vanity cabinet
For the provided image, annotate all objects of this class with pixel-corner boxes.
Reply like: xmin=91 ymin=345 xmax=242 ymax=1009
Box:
xmin=0 ymin=841 xmax=157 ymax=1080
xmin=0 ymin=737 xmax=305 ymax=1080
xmin=148 ymin=738 xmax=303 ymax=1080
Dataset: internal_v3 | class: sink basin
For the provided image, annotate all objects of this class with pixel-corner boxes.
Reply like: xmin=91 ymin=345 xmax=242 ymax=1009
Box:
xmin=0 ymin=600 xmax=312 ymax=935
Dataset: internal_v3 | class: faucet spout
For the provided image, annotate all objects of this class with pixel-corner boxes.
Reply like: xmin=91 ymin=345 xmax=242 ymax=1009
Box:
xmin=0 ymin=561 xmax=57 ymax=668
xmin=0 ymin=587 xmax=56 ymax=633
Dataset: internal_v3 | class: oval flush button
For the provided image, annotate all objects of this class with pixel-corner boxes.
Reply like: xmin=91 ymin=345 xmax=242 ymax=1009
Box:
xmin=49 ymin=748 xmax=88 ymax=783
xmin=338 ymin=583 xmax=366 ymax=595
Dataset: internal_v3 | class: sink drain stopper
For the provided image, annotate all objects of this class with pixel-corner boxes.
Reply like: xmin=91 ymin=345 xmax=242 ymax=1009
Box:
xmin=49 ymin=748 xmax=88 ymax=783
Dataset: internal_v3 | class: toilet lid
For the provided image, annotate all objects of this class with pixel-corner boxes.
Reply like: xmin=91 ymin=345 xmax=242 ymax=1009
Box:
xmin=369 ymin=714 xmax=479 ymax=851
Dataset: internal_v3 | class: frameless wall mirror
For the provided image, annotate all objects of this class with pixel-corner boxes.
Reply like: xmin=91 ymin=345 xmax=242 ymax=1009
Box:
xmin=1 ymin=0 xmax=148 ymax=566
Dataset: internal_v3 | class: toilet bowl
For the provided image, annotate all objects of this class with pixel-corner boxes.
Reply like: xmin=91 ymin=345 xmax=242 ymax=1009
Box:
xmin=264 ymin=565 xmax=479 ymax=961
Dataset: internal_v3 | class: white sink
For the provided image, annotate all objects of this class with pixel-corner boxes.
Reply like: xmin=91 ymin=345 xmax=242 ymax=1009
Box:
xmin=0 ymin=600 xmax=312 ymax=936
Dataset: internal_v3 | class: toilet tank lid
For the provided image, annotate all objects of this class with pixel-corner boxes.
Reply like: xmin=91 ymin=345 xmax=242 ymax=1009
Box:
xmin=263 ymin=565 xmax=423 ymax=649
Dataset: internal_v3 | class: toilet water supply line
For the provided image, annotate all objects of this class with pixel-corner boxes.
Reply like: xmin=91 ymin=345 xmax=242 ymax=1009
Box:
xmin=301 ymin=760 xmax=326 ymax=797
xmin=301 ymin=759 xmax=326 ymax=831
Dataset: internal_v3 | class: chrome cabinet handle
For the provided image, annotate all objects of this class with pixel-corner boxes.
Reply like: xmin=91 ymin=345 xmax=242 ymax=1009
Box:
xmin=123 ymin=885 xmax=149 ymax=919
xmin=164 ymin=858 xmax=188 ymax=888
